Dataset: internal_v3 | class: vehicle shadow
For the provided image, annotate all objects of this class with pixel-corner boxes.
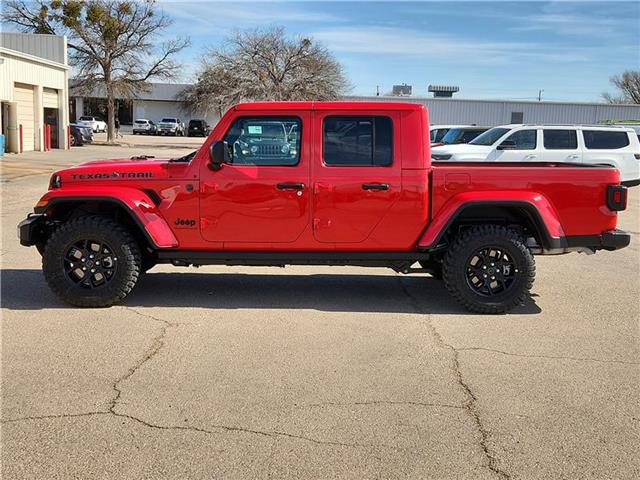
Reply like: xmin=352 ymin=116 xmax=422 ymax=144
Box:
xmin=0 ymin=269 xmax=541 ymax=315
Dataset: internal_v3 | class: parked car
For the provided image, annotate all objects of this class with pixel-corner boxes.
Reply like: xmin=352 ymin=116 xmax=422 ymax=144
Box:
xmin=69 ymin=124 xmax=93 ymax=146
xmin=132 ymin=119 xmax=157 ymax=135
xmin=77 ymin=116 xmax=107 ymax=133
xmin=430 ymin=125 xmax=465 ymax=144
xmin=431 ymin=124 xmax=640 ymax=186
xmin=19 ymin=102 xmax=631 ymax=314
xmin=187 ymin=119 xmax=210 ymax=137
xmin=438 ymin=126 xmax=490 ymax=146
xmin=157 ymin=117 xmax=184 ymax=136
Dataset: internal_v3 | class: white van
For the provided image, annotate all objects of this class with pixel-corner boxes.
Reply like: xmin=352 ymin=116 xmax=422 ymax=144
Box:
xmin=431 ymin=125 xmax=640 ymax=186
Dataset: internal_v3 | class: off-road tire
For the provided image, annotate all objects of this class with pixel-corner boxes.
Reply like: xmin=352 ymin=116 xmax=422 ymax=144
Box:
xmin=42 ymin=216 xmax=141 ymax=307
xmin=442 ymin=225 xmax=535 ymax=314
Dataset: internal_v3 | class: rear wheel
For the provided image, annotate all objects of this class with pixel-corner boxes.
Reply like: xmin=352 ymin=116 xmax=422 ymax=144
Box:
xmin=442 ymin=225 xmax=535 ymax=314
xmin=42 ymin=216 xmax=141 ymax=307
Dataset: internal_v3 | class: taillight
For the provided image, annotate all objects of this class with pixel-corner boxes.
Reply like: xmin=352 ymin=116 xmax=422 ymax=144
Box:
xmin=606 ymin=185 xmax=627 ymax=211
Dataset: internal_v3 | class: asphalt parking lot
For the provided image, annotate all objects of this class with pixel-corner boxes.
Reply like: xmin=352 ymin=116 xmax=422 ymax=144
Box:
xmin=1 ymin=144 xmax=639 ymax=479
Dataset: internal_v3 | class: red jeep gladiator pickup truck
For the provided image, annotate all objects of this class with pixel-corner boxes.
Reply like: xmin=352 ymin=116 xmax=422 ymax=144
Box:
xmin=19 ymin=102 xmax=631 ymax=313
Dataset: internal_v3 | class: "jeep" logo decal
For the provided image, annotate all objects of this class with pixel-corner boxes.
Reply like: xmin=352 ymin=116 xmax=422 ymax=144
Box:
xmin=174 ymin=218 xmax=196 ymax=228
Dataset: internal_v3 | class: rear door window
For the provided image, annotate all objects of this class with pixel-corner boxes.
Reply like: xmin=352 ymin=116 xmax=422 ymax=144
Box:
xmin=583 ymin=130 xmax=630 ymax=149
xmin=323 ymin=116 xmax=393 ymax=166
xmin=543 ymin=130 xmax=578 ymax=150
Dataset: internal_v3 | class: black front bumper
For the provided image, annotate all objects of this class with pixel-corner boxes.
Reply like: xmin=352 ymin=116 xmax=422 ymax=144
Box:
xmin=18 ymin=213 xmax=45 ymax=247
xmin=564 ymin=229 xmax=631 ymax=251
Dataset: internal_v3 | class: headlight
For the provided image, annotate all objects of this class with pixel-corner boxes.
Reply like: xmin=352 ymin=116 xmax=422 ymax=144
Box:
xmin=250 ymin=146 xmax=259 ymax=154
xmin=432 ymin=154 xmax=452 ymax=161
xmin=281 ymin=144 xmax=290 ymax=154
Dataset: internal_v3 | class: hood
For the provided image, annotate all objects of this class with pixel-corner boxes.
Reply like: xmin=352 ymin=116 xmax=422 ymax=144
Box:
xmin=55 ymin=157 xmax=178 ymax=184
xmin=431 ymin=144 xmax=492 ymax=154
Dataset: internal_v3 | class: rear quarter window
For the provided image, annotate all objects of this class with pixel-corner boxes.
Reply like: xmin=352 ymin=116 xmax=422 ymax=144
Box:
xmin=583 ymin=130 xmax=630 ymax=149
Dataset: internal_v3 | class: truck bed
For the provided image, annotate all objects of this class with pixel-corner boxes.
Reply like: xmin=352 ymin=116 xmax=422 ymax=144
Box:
xmin=430 ymin=162 xmax=621 ymax=237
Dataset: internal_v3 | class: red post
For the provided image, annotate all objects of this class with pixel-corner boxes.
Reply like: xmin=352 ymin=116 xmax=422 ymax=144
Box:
xmin=67 ymin=125 xmax=71 ymax=150
xmin=19 ymin=124 xmax=23 ymax=153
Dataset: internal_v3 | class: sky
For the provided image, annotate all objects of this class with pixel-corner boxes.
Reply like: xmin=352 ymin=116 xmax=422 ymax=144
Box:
xmin=155 ymin=0 xmax=639 ymax=102
xmin=3 ymin=1 xmax=637 ymax=102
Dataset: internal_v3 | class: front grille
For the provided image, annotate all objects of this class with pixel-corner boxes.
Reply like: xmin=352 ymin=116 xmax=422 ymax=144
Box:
xmin=257 ymin=144 xmax=283 ymax=156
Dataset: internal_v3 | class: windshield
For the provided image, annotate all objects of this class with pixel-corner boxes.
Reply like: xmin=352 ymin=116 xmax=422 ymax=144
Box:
xmin=79 ymin=116 xmax=93 ymax=121
xmin=161 ymin=118 xmax=178 ymax=123
xmin=170 ymin=150 xmax=197 ymax=163
xmin=469 ymin=127 xmax=510 ymax=146
xmin=134 ymin=119 xmax=148 ymax=124
xmin=441 ymin=129 xmax=465 ymax=144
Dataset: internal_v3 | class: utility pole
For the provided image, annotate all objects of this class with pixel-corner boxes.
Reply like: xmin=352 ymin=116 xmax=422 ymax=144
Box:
xmin=376 ymin=85 xmax=380 ymax=97
xmin=538 ymin=89 xmax=544 ymax=101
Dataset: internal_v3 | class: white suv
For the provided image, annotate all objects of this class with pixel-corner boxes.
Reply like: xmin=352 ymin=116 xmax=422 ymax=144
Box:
xmin=77 ymin=116 xmax=107 ymax=133
xmin=431 ymin=125 xmax=640 ymax=186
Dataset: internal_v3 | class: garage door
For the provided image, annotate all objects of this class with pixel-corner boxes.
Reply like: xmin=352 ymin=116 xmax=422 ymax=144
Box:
xmin=43 ymin=88 xmax=59 ymax=109
xmin=14 ymin=83 xmax=35 ymax=151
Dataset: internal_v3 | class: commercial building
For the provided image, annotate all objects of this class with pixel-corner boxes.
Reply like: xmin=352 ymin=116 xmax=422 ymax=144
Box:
xmin=0 ymin=32 xmax=70 ymax=152
xmin=70 ymin=83 xmax=216 ymax=127
xmin=347 ymin=95 xmax=640 ymax=125
xmin=69 ymin=80 xmax=640 ymax=129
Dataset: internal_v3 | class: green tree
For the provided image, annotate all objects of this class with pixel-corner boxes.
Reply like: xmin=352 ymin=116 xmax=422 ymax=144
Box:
xmin=3 ymin=0 xmax=189 ymax=141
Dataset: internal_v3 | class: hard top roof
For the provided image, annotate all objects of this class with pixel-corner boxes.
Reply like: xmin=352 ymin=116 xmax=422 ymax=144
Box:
xmin=234 ymin=101 xmax=426 ymax=112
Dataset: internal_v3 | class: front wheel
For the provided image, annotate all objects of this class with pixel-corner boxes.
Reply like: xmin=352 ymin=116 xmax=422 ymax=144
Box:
xmin=42 ymin=216 xmax=141 ymax=307
xmin=442 ymin=225 xmax=535 ymax=314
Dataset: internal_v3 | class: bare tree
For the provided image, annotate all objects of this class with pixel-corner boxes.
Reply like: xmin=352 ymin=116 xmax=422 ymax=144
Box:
xmin=602 ymin=70 xmax=640 ymax=104
xmin=182 ymin=27 xmax=350 ymax=114
xmin=3 ymin=0 xmax=189 ymax=141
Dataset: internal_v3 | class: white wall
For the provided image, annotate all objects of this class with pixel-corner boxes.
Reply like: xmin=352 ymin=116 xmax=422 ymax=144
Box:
xmin=133 ymin=99 xmax=218 ymax=126
xmin=0 ymin=47 xmax=69 ymax=150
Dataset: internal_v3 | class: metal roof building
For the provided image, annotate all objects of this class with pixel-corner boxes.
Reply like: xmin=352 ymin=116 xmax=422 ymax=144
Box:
xmin=346 ymin=95 xmax=640 ymax=126
xmin=69 ymin=79 xmax=640 ymax=128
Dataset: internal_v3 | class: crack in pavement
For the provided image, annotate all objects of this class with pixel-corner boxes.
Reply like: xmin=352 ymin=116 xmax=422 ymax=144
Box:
xmin=396 ymin=277 xmax=511 ymax=480
xmin=2 ymin=306 xmax=374 ymax=452
xmin=299 ymin=400 xmax=465 ymax=410
xmin=457 ymin=347 xmax=640 ymax=365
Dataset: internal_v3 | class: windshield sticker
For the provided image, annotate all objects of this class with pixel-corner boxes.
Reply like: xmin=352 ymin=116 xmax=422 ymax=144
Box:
xmin=248 ymin=125 xmax=262 ymax=134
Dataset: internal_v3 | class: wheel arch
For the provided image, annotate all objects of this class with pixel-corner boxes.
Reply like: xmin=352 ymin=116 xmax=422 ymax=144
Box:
xmin=37 ymin=196 xmax=178 ymax=250
xmin=419 ymin=199 xmax=563 ymax=251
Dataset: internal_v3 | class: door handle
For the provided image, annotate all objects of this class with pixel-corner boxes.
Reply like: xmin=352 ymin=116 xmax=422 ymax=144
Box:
xmin=567 ymin=154 xmax=580 ymax=160
xmin=277 ymin=182 xmax=305 ymax=190
xmin=362 ymin=183 xmax=389 ymax=191
xmin=524 ymin=155 xmax=537 ymax=160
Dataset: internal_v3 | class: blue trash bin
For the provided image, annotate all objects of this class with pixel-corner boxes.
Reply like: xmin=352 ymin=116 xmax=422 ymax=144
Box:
xmin=0 ymin=134 xmax=5 ymax=156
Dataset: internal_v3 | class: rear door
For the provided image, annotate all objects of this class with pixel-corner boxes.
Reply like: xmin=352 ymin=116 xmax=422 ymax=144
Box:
xmin=541 ymin=128 xmax=582 ymax=163
xmin=199 ymin=112 xmax=311 ymax=243
xmin=312 ymin=111 xmax=401 ymax=243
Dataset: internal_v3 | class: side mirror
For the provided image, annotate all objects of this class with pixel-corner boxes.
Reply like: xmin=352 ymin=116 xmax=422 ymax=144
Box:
xmin=497 ymin=140 xmax=516 ymax=150
xmin=209 ymin=140 xmax=230 ymax=171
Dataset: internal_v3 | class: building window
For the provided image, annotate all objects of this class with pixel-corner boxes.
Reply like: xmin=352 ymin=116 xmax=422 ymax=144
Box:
xmin=510 ymin=112 xmax=524 ymax=124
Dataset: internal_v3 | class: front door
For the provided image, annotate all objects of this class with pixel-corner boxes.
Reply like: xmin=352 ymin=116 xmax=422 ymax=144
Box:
xmin=488 ymin=128 xmax=540 ymax=162
xmin=199 ymin=113 xmax=310 ymax=244
xmin=312 ymin=112 xmax=401 ymax=243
